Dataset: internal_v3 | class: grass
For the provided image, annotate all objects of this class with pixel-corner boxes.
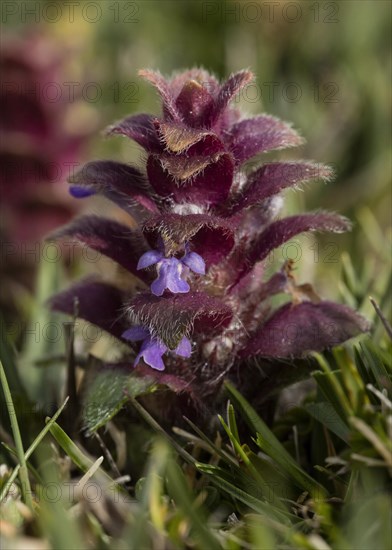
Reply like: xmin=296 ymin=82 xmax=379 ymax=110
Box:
xmin=1 ymin=295 xmax=391 ymax=548
xmin=1 ymin=209 xmax=391 ymax=549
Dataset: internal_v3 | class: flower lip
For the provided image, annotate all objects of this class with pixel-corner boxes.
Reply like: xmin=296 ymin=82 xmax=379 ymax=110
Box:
xmin=151 ymin=257 xmax=190 ymax=296
xmin=122 ymin=325 xmax=191 ymax=371
xmin=137 ymin=242 xmax=206 ymax=296
xmin=135 ymin=336 xmax=167 ymax=371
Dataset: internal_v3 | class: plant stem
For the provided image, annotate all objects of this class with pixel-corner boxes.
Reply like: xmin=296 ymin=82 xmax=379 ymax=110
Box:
xmin=0 ymin=360 xmax=34 ymax=510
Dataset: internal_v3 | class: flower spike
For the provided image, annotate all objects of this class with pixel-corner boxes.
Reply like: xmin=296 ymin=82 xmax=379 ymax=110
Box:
xmin=51 ymin=66 xmax=369 ymax=389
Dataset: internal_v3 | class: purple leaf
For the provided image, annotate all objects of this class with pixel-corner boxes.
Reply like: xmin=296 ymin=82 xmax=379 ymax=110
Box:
xmin=132 ymin=365 xmax=190 ymax=392
xmin=175 ymin=79 xmax=215 ymax=127
xmin=242 ymin=212 xmax=351 ymax=277
xmin=68 ymin=160 xmax=159 ymax=218
xmin=157 ymin=121 xmax=223 ymax=154
xmin=48 ymin=215 xmax=152 ymax=282
xmin=225 ymin=115 xmax=304 ymax=164
xmin=231 ymin=264 xmax=289 ymax=301
xmin=208 ymin=70 xmax=254 ymax=126
xmin=230 ymin=162 xmax=334 ymax=213
xmin=142 ymin=213 xmax=235 ymax=266
xmin=49 ymin=279 xmax=127 ymax=339
xmin=241 ymin=301 xmax=370 ymax=358
xmin=127 ymin=291 xmax=233 ymax=349
xmin=227 ymin=196 xmax=282 ymax=247
xmin=105 ymin=113 xmax=161 ymax=152
xmin=139 ymin=69 xmax=181 ymax=121
xmin=147 ymin=151 xmax=234 ymax=204
xmin=159 ymin=153 xmax=215 ymax=180
xmin=169 ymin=68 xmax=220 ymax=98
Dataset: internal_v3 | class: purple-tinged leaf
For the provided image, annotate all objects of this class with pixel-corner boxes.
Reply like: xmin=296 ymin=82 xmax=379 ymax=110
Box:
xmin=169 ymin=69 xmax=220 ymax=98
xmin=227 ymin=196 xmax=283 ymax=246
xmin=142 ymin=213 xmax=235 ymax=265
xmin=231 ymin=264 xmax=288 ymax=301
xmin=159 ymin=154 xmax=215 ymax=181
xmin=105 ymin=113 xmax=161 ymax=152
xmin=139 ymin=69 xmax=181 ymax=121
xmin=69 ymin=160 xmax=159 ymax=218
xmin=49 ymin=279 xmax=127 ymax=339
xmin=208 ymin=70 xmax=254 ymax=126
xmin=225 ymin=115 xmax=304 ymax=164
xmin=229 ymin=162 xmax=334 ymax=213
xmin=156 ymin=121 xmax=223 ymax=154
xmin=48 ymin=215 xmax=151 ymax=281
xmin=132 ymin=365 xmax=190 ymax=393
xmin=127 ymin=291 xmax=233 ymax=349
xmin=147 ymin=152 xmax=234 ymax=204
xmin=175 ymin=79 xmax=215 ymax=127
xmin=243 ymin=212 xmax=351 ymax=274
xmin=241 ymin=301 xmax=370 ymax=358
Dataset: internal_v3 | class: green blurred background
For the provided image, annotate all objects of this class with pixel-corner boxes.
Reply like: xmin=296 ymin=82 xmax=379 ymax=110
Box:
xmin=3 ymin=0 xmax=391 ymax=309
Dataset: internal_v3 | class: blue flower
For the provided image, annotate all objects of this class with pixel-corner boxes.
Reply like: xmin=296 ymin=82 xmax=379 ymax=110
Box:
xmin=69 ymin=185 xmax=96 ymax=198
xmin=122 ymin=326 xmax=191 ymax=371
xmin=137 ymin=244 xmax=205 ymax=296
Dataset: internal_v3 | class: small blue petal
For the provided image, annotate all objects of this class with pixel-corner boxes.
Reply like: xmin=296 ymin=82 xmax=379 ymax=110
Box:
xmin=174 ymin=337 xmax=192 ymax=358
xmin=134 ymin=336 xmax=167 ymax=371
xmin=151 ymin=258 xmax=190 ymax=296
xmin=69 ymin=185 xmax=96 ymax=198
xmin=122 ymin=326 xmax=150 ymax=341
xmin=137 ymin=249 xmax=164 ymax=270
xmin=182 ymin=251 xmax=205 ymax=275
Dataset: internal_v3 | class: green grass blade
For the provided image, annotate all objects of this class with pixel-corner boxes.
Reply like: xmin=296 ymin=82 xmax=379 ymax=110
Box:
xmin=183 ymin=416 xmax=237 ymax=465
xmin=0 ymin=360 xmax=33 ymax=510
xmin=166 ymin=458 xmax=222 ymax=550
xmin=0 ymin=315 xmax=27 ymax=401
xmin=47 ymin=421 xmax=117 ymax=490
xmin=0 ymin=396 xmax=69 ymax=502
xmin=305 ymin=402 xmax=350 ymax=442
xmin=225 ymin=381 xmax=327 ymax=497
xmin=227 ymin=401 xmax=240 ymax=443
xmin=196 ymin=463 xmax=293 ymax=524
xmin=36 ymin=446 xmax=85 ymax=550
